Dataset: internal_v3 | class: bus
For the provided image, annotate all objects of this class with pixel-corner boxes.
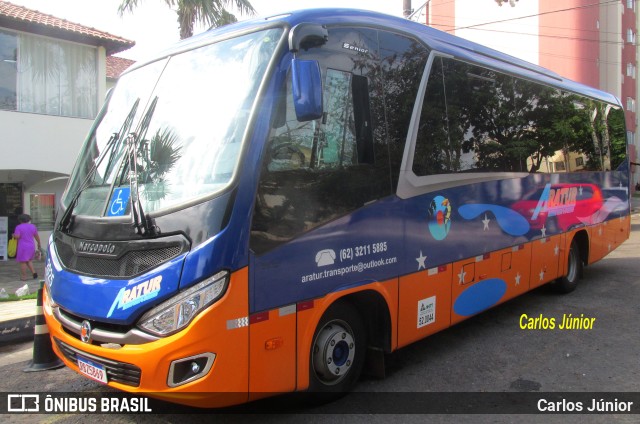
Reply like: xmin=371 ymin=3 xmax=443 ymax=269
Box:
xmin=43 ymin=8 xmax=631 ymax=408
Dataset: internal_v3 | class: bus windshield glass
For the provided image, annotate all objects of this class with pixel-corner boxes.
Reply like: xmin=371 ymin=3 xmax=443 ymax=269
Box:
xmin=64 ymin=28 xmax=283 ymax=217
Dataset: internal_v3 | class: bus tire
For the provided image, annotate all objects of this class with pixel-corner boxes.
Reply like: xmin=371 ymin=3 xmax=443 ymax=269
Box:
xmin=553 ymin=240 xmax=582 ymax=293
xmin=308 ymin=300 xmax=366 ymax=398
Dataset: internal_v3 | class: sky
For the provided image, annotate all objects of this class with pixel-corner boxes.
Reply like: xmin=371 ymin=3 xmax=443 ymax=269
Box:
xmin=6 ymin=0 xmax=407 ymax=60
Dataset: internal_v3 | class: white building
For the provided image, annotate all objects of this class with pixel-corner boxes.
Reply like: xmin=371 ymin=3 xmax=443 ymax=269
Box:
xmin=0 ymin=1 xmax=134 ymax=249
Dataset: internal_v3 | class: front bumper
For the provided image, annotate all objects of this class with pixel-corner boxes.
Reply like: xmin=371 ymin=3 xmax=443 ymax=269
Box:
xmin=43 ymin=268 xmax=251 ymax=408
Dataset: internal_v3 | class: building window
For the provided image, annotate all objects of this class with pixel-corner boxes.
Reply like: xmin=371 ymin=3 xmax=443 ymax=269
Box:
xmin=627 ymin=0 xmax=635 ymax=10
xmin=627 ymin=97 xmax=636 ymax=112
xmin=0 ymin=30 xmax=17 ymax=110
xmin=627 ymin=28 xmax=636 ymax=44
xmin=627 ymin=63 xmax=636 ymax=78
xmin=575 ymin=157 xmax=585 ymax=167
xmin=0 ymin=29 xmax=97 ymax=118
xmin=627 ymin=131 xmax=635 ymax=145
xmin=29 ymin=194 xmax=55 ymax=231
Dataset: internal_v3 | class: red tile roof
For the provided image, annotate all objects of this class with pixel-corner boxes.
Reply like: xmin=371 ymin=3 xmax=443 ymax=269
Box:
xmin=107 ymin=56 xmax=135 ymax=79
xmin=0 ymin=1 xmax=135 ymax=55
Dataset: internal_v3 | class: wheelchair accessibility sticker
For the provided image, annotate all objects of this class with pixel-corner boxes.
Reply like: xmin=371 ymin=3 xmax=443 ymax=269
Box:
xmin=107 ymin=187 xmax=130 ymax=217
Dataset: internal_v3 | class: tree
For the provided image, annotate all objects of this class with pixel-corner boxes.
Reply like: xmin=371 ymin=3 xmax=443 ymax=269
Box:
xmin=118 ymin=0 xmax=256 ymax=40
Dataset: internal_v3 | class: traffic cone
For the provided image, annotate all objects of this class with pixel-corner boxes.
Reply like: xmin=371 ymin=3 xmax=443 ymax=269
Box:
xmin=23 ymin=281 xmax=64 ymax=372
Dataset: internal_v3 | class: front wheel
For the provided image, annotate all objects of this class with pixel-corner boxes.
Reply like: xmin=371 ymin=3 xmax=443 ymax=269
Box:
xmin=309 ymin=300 xmax=366 ymax=396
xmin=552 ymin=240 xmax=582 ymax=293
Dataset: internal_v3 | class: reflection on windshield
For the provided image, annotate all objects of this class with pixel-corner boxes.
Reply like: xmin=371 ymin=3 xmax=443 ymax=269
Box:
xmin=64 ymin=28 xmax=283 ymax=218
xmin=134 ymin=127 xmax=182 ymax=201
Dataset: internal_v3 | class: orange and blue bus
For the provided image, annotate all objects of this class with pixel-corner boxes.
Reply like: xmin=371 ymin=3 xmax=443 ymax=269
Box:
xmin=43 ymin=8 xmax=630 ymax=407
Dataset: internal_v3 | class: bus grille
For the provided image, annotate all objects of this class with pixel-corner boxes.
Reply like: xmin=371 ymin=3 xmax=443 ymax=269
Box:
xmin=54 ymin=241 xmax=182 ymax=278
xmin=54 ymin=338 xmax=142 ymax=387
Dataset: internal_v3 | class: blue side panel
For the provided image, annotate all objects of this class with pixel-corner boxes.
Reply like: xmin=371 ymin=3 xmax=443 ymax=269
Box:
xmin=251 ymin=196 xmax=404 ymax=313
xmin=403 ymin=172 xmax=629 ymax=277
xmin=179 ymin=226 xmax=246 ymax=289
xmin=251 ymin=170 xmax=629 ymax=314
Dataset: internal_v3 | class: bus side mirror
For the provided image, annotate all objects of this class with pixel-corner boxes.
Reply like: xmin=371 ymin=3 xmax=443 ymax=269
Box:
xmin=291 ymin=58 xmax=323 ymax=122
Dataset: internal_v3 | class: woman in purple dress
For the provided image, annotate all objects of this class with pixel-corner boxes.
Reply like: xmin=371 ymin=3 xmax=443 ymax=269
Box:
xmin=13 ymin=214 xmax=41 ymax=280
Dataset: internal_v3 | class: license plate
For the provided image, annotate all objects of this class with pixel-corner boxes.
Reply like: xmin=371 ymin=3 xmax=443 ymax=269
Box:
xmin=77 ymin=356 xmax=108 ymax=384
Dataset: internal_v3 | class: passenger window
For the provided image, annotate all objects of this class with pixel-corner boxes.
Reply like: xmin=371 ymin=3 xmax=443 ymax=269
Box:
xmin=414 ymin=57 xmax=625 ymax=176
xmin=377 ymin=31 xmax=429 ymax=187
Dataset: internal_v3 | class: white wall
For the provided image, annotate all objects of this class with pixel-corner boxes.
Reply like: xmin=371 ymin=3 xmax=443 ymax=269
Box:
xmin=0 ymin=111 xmax=93 ymax=175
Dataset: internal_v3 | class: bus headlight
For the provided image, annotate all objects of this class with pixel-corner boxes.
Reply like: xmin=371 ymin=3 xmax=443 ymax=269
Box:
xmin=137 ymin=271 xmax=228 ymax=337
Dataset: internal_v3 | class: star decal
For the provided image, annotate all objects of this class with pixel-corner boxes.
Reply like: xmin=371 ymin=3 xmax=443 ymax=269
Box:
xmin=482 ymin=214 xmax=491 ymax=231
xmin=515 ymin=272 xmax=521 ymax=286
xmin=458 ymin=269 xmax=467 ymax=284
xmin=416 ymin=251 xmax=427 ymax=270
xmin=539 ymin=269 xmax=545 ymax=281
xmin=540 ymin=225 xmax=547 ymax=238
xmin=554 ymin=244 xmax=559 ymax=256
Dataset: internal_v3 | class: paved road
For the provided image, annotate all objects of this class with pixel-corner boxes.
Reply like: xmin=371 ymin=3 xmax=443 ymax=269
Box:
xmin=1 ymin=214 xmax=639 ymax=423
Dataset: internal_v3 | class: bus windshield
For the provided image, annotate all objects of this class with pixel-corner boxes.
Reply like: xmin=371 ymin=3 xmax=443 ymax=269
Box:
xmin=64 ymin=27 xmax=283 ymax=217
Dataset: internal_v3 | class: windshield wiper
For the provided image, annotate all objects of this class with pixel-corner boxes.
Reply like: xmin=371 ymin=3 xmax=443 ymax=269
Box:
xmin=58 ymin=98 xmax=140 ymax=233
xmin=127 ymin=96 xmax=159 ymax=236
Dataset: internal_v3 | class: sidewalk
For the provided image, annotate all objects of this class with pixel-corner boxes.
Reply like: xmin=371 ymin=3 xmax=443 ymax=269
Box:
xmin=0 ymin=257 xmax=45 ymax=345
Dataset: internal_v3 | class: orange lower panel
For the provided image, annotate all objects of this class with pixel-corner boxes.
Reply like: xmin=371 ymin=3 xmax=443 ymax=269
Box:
xmin=589 ymin=215 xmax=631 ymax=264
xmin=529 ymin=235 xmax=562 ymax=289
xmin=451 ymin=251 xmax=502 ymax=325
xmin=497 ymin=244 xmax=532 ymax=301
xmin=607 ymin=215 xmax=630 ymax=251
xmin=248 ymin=305 xmax=297 ymax=399
xmin=589 ymin=222 xmax=609 ymax=264
xmin=449 ymin=245 xmax=531 ymax=325
xmin=45 ymin=268 xmax=251 ymax=409
xmin=397 ymin=266 xmax=452 ymax=348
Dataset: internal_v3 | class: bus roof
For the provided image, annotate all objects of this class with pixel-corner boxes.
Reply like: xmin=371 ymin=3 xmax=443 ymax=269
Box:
xmin=132 ymin=8 xmax=621 ymax=107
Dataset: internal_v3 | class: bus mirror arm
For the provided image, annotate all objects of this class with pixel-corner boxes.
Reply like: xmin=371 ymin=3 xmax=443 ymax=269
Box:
xmin=288 ymin=23 xmax=328 ymax=53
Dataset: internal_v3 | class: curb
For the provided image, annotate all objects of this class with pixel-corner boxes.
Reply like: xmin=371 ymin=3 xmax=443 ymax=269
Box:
xmin=0 ymin=316 xmax=34 ymax=346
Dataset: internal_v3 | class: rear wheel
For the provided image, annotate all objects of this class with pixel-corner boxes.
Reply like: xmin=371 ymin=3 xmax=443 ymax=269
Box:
xmin=553 ymin=240 xmax=582 ymax=293
xmin=309 ymin=300 xmax=365 ymax=397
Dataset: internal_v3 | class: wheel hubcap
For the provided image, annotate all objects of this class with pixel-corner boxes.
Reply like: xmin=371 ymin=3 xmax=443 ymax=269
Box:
xmin=313 ymin=321 xmax=356 ymax=384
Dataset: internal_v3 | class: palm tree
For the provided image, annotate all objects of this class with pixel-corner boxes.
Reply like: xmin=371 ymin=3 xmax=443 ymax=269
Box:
xmin=118 ymin=0 xmax=256 ymax=40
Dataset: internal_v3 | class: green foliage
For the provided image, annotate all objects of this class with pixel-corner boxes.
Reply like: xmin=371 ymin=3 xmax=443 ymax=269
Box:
xmin=137 ymin=127 xmax=182 ymax=201
xmin=414 ymin=56 xmax=625 ymax=175
xmin=118 ymin=0 xmax=256 ymax=39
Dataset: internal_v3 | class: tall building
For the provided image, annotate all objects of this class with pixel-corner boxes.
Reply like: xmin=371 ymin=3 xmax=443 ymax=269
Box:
xmin=417 ymin=0 xmax=638 ymax=185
